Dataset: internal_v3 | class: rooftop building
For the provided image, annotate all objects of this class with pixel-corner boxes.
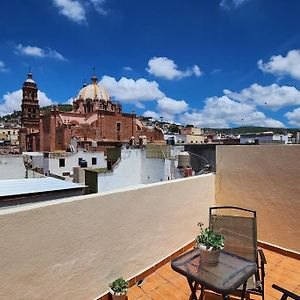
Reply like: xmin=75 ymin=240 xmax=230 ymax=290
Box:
xmin=0 ymin=177 xmax=85 ymax=207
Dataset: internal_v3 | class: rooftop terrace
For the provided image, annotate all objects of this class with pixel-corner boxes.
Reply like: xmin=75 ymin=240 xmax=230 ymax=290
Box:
xmin=0 ymin=145 xmax=299 ymax=299
xmin=127 ymin=248 xmax=300 ymax=300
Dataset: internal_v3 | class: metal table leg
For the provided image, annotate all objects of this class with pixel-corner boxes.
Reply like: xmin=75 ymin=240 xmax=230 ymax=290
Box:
xmin=199 ymin=285 xmax=204 ymax=300
xmin=241 ymin=281 xmax=247 ymax=300
xmin=187 ymin=278 xmax=199 ymax=300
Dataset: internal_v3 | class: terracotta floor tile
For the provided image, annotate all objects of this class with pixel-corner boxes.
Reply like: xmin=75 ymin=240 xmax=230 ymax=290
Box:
xmin=128 ymin=249 xmax=299 ymax=300
xmin=279 ymin=256 xmax=300 ymax=273
xmin=268 ymin=267 xmax=300 ymax=287
xmin=294 ymin=287 xmax=300 ymax=296
xmin=159 ymin=285 xmax=190 ymax=300
xmin=146 ymin=288 xmax=165 ymax=300
xmin=139 ymin=274 xmax=167 ymax=293
xmin=128 ymin=286 xmax=147 ymax=299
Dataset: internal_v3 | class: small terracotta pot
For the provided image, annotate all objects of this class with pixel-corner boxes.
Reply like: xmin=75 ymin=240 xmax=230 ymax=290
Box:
xmin=198 ymin=244 xmax=222 ymax=265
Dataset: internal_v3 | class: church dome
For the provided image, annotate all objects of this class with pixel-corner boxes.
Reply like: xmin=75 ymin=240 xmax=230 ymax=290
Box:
xmin=77 ymin=75 xmax=110 ymax=102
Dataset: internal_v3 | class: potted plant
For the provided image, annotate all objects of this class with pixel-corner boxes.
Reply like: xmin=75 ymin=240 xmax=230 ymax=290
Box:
xmin=109 ymin=277 xmax=129 ymax=300
xmin=195 ymin=221 xmax=225 ymax=265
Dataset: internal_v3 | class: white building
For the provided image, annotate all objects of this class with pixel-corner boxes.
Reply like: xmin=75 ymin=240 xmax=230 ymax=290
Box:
xmin=164 ymin=133 xmax=205 ymax=144
xmin=95 ymin=147 xmax=184 ymax=193
xmin=0 ymin=177 xmax=85 ymax=207
xmin=186 ymin=134 xmax=205 ymax=144
xmin=240 ymin=132 xmax=291 ymax=144
xmin=0 ymin=128 xmax=19 ymax=146
xmin=0 ymin=155 xmax=26 ymax=180
xmin=23 ymin=150 xmax=106 ymax=178
xmin=44 ymin=150 xmax=107 ymax=177
xmin=164 ymin=134 xmax=187 ymax=144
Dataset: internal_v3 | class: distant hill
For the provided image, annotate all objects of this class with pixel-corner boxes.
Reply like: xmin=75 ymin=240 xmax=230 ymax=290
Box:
xmin=41 ymin=104 xmax=73 ymax=112
xmin=203 ymin=126 xmax=299 ymax=135
xmin=0 ymin=104 xmax=73 ymax=121
xmin=0 ymin=111 xmax=21 ymax=121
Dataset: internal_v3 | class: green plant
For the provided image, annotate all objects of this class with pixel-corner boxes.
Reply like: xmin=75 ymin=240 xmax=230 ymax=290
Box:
xmin=109 ymin=277 xmax=129 ymax=295
xmin=195 ymin=221 xmax=224 ymax=251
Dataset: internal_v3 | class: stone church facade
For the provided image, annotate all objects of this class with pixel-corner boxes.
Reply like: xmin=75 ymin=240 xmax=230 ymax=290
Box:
xmin=20 ymin=72 xmax=163 ymax=152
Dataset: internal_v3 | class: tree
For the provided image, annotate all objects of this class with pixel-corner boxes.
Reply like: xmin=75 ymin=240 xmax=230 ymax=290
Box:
xmin=169 ymin=124 xmax=180 ymax=133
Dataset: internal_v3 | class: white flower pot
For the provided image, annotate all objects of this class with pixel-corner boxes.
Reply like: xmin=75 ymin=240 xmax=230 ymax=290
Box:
xmin=198 ymin=244 xmax=222 ymax=265
xmin=109 ymin=288 xmax=128 ymax=300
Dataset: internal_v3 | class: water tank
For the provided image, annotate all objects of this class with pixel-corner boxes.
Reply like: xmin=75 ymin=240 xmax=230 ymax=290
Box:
xmin=166 ymin=137 xmax=175 ymax=145
xmin=178 ymin=152 xmax=190 ymax=168
xmin=73 ymin=167 xmax=85 ymax=183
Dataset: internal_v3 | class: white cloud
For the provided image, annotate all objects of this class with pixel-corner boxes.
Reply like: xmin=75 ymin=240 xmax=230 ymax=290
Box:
xmin=220 ymin=0 xmax=249 ymax=9
xmin=53 ymin=0 xmax=107 ymax=23
xmin=99 ymin=76 xmax=164 ymax=105
xmin=285 ymin=107 xmax=300 ymax=126
xmin=258 ymin=49 xmax=300 ymax=81
xmin=193 ymin=65 xmax=201 ymax=77
xmin=16 ymin=44 xmax=66 ymax=61
xmin=53 ymin=0 xmax=86 ymax=23
xmin=146 ymin=57 xmax=202 ymax=80
xmin=0 ymin=89 xmax=53 ymax=116
xmin=142 ymin=97 xmax=188 ymax=123
xmin=180 ymin=95 xmax=284 ymax=128
xmin=224 ymin=83 xmax=300 ymax=110
xmin=0 ymin=60 xmax=9 ymax=72
xmin=211 ymin=68 xmax=222 ymax=75
xmin=123 ymin=66 xmax=133 ymax=71
xmin=89 ymin=0 xmax=107 ymax=15
xmin=143 ymin=110 xmax=160 ymax=120
xmin=67 ymin=97 xmax=74 ymax=104
xmin=157 ymin=97 xmax=188 ymax=122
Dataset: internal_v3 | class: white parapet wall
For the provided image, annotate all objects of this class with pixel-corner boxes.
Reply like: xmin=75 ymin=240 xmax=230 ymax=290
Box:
xmin=0 ymin=174 xmax=215 ymax=300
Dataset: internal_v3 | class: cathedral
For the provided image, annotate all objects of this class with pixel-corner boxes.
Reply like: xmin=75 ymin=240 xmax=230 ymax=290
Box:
xmin=19 ymin=72 xmax=163 ymax=152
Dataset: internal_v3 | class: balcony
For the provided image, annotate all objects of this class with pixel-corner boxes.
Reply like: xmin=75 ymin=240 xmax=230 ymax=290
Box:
xmin=0 ymin=145 xmax=299 ymax=299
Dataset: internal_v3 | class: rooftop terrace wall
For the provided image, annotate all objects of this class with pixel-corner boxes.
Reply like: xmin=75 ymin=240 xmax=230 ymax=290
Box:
xmin=0 ymin=174 xmax=215 ymax=300
xmin=216 ymin=145 xmax=300 ymax=253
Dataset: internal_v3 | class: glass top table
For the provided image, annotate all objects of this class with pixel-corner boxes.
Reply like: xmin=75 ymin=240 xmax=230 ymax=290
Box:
xmin=171 ymin=248 xmax=257 ymax=300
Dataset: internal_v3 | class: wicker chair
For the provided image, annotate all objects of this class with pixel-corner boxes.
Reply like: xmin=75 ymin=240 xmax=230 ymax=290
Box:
xmin=209 ymin=206 xmax=267 ymax=299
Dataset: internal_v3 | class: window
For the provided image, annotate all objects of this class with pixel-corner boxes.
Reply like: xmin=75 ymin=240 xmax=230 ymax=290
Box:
xmin=92 ymin=157 xmax=97 ymax=165
xmin=116 ymin=122 xmax=121 ymax=132
xmin=59 ymin=158 xmax=65 ymax=167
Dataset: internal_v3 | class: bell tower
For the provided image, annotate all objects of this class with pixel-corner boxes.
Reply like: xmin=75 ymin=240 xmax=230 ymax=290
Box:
xmin=21 ymin=71 xmax=40 ymax=132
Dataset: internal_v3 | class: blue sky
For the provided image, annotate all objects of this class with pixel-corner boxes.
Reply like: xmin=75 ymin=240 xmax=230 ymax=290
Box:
xmin=1 ymin=0 xmax=300 ymax=128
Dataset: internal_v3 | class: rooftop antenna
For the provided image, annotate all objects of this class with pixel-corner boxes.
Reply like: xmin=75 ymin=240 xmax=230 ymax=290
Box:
xmin=91 ymin=66 xmax=97 ymax=83
xmin=27 ymin=66 xmax=33 ymax=79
